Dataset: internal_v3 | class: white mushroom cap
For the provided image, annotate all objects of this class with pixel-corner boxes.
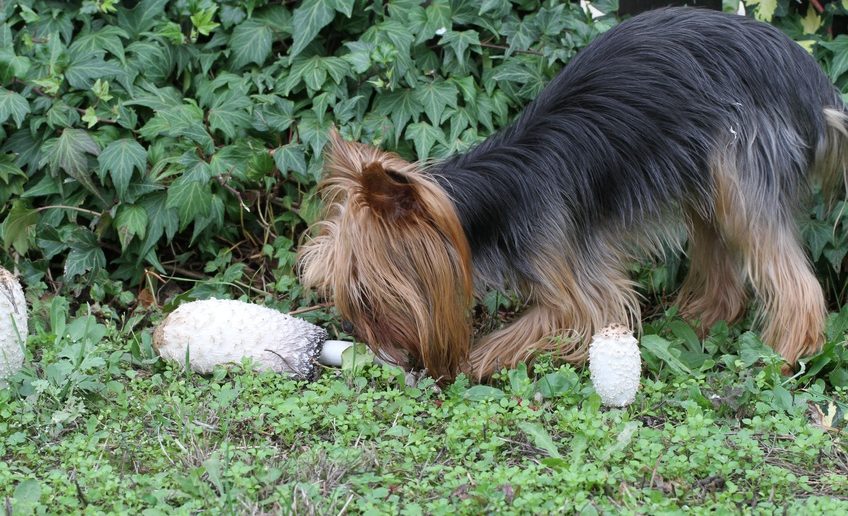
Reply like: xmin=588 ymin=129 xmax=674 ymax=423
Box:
xmin=0 ymin=268 xmax=27 ymax=384
xmin=588 ymin=324 xmax=641 ymax=407
xmin=153 ymin=299 xmax=328 ymax=379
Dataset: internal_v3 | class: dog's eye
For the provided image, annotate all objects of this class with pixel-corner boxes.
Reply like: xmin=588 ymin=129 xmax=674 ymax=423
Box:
xmin=341 ymin=320 xmax=354 ymax=334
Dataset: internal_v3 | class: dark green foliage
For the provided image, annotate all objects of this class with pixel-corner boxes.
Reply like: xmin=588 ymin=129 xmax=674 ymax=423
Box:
xmin=0 ymin=0 xmax=612 ymax=303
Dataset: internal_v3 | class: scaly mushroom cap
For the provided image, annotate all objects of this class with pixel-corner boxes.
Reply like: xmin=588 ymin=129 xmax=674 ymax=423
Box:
xmin=588 ymin=324 xmax=641 ymax=407
xmin=153 ymin=299 xmax=328 ymax=379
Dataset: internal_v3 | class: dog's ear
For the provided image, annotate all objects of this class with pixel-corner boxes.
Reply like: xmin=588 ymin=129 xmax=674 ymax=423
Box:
xmin=360 ymin=162 xmax=422 ymax=220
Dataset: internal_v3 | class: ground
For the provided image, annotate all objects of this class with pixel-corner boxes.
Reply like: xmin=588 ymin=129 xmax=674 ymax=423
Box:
xmin=2 ymin=303 xmax=848 ymax=514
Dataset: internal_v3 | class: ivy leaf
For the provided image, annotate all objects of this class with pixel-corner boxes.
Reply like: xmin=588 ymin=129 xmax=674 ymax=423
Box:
xmin=825 ymin=245 xmax=848 ymax=272
xmin=82 ymin=107 xmax=98 ymax=128
xmin=190 ymin=195 xmax=225 ymax=244
xmin=65 ymin=53 xmax=122 ymax=89
xmin=453 ymin=76 xmax=477 ymax=104
xmin=413 ymin=81 xmax=458 ymax=126
xmin=447 ymin=106 xmax=475 ymax=142
xmin=374 ymin=89 xmax=422 ymax=144
xmin=405 ymin=122 xmax=445 ymax=161
xmin=252 ymin=95 xmax=295 ymax=133
xmin=421 ymin=0 xmax=452 ymax=42
xmin=229 ymin=19 xmax=273 ymax=68
xmin=801 ymin=5 xmax=820 ymax=34
xmin=0 ymin=153 xmax=25 ymax=184
xmin=0 ymin=88 xmax=30 ymax=128
xmin=331 ymin=0 xmax=355 ymax=18
xmin=480 ymin=0 xmax=510 ymax=16
xmin=820 ymin=36 xmax=848 ymax=82
xmin=166 ymin=163 xmax=213 ymax=230
xmin=191 ymin=7 xmax=221 ymax=36
xmin=0 ymin=23 xmax=11 ymax=46
xmin=98 ymin=139 xmax=147 ymax=201
xmin=289 ymin=56 xmax=349 ymax=95
xmin=749 ymin=0 xmax=777 ymax=22
xmin=126 ymin=40 xmax=173 ymax=84
xmin=208 ymin=89 xmax=252 ymax=140
xmin=65 ymin=228 xmax=107 ymax=281
xmin=139 ymin=103 xmax=214 ymax=154
xmin=440 ymin=30 xmax=480 ymax=67
xmin=69 ymin=26 xmax=129 ymax=63
xmin=492 ymin=60 xmax=546 ymax=99
xmin=298 ymin=112 xmax=332 ymax=157
xmin=299 ymin=57 xmax=327 ymax=92
xmin=41 ymin=129 xmax=102 ymax=198
xmin=2 ymin=200 xmax=38 ymax=253
xmin=0 ymin=49 xmax=32 ymax=84
xmin=290 ymin=0 xmax=335 ymax=60
xmin=117 ymin=0 xmax=169 ymax=36
xmin=321 ymin=56 xmax=350 ymax=84
xmin=210 ymin=144 xmax=251 ymax=179
xmin=331 ymin=95 xmax=363 ymax=125
xmin=504 ymin=18 xmax=540 ymax=54
xmin=115 ymin=204 xmax=148 ymax=249
xmin=273 ymin=144 xmax=307 ymax=178
xmin=138 ymin=192 xmax=179 ymax=260
xmin=124 ymin=81 xmax=182 ymax=111
xmin=802 ymin=218 xmax=833 ymax=261
xmin=364 ymin=20 xmax=414 ymax=54
xmin=157 ymin=21 xmax=185 ymax=45
xmin=342 ymin=41 xmax=372 ymax=74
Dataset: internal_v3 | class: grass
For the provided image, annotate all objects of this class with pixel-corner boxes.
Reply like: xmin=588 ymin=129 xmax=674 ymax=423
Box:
xmin=2 ymin=296 xmax=848 ymax=514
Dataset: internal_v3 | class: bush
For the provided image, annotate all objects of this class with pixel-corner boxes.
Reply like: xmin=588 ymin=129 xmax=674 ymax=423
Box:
xmin=0 ymin=0 xmax=847 ymax=307
xmin=0 ymin=0 xmax=611 ymax=303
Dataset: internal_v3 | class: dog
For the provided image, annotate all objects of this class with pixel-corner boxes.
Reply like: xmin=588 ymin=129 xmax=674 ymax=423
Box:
xmin=299 ymin=7 xmax=848 ymax=381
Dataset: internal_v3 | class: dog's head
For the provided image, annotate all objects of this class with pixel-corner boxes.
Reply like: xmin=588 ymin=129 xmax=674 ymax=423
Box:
xmin=298 ymin=130 xmax=474 ymax=379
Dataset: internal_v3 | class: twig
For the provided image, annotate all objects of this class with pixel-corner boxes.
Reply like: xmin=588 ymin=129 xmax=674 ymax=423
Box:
xmin=165 ymin=265 xmax=206 ymax=280
xmin=288 ymin=302 xmax=334 ymax=316
xmin=479 ymin=40 xmax=544 ymax=56
xmin=36 ymin=205 xmax=101 ymax=216
xmin=216 ymin=172 xmax=251 ymax=212
xmin=336 ymin=494 xmax=355 ymax=516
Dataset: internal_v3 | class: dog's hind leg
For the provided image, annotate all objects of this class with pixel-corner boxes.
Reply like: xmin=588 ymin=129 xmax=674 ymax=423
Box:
xmin=676 ymin=215 xmax=748 ymax=334
xmin=711 ymin=142 xmax=826 ymax=366
xmin=738 ymin=222 xmax=826 ymax=365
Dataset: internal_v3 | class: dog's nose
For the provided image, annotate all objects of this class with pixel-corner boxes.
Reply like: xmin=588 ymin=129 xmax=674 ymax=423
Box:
xmin=341 ymin=320 xmax=354 ymax=334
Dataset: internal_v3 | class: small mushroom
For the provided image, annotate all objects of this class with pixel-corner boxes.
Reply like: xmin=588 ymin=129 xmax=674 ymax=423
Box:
xmin=588 ymin=324 xmax=641 ymax=407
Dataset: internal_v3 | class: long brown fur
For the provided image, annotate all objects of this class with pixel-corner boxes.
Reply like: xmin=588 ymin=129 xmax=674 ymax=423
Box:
xmin=298 ymin=131 xmax=473 ymax=380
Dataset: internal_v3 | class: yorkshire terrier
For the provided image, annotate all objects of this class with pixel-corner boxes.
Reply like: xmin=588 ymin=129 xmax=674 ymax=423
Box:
xmin=299 ymin=8 xmax=848 ymax=381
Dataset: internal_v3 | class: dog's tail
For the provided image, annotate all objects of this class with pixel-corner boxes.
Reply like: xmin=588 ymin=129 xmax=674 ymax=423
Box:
xmin=814 ymin=107 xmax=848 ymax=201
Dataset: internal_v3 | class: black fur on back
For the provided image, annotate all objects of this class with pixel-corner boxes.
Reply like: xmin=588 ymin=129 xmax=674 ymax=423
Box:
xmin=429 ymin=7 xmax=842 ymax=290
